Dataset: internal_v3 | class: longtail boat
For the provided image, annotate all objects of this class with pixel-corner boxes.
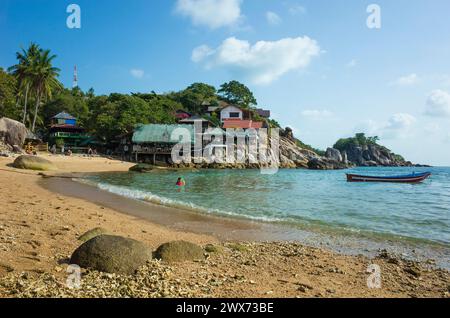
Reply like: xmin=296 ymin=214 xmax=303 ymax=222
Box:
xmin=346 ymin=172 xmax=431 ymax=183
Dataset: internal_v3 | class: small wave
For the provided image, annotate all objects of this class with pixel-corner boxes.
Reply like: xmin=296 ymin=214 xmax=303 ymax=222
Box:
xmin=76 ymin=178 xmax=284 ymax=224
xmin=75 ymin=177 xmax=450 ymax=247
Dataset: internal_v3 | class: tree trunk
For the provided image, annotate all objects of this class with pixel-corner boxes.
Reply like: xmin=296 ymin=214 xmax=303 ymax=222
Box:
xmin=32 ymin=90 xmax=41 ymax=132
xmin=22 ymin=84 xmax=29 ymax=124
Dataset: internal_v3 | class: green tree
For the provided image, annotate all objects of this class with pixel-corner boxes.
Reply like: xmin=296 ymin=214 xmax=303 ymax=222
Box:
xmin=29 ymin=48 xmax=62 ymax=131
xmin=171 ymin=83 xmax=217 ymax=114
xmin=186 ymin=83 xmax=216 ymax=99
xmin=8 ymin=43 xmax=41 ymax=124
xmin=267 ymin=118 xmax=281 ymax=128
xmin=333 ymin=133 xmax=381 ymax=151
xmin=355 ymin=133 xmax=367 ymax=146
xmin=93 ymin=95 xmax=146 ymax=141
xmin=367 ymin=136 xmax=380 ymax=144
xmin=132 ymin=92 xmax=181 ymax=123
xmin=218 ymin=80 xmax=257 ymax=108
xmin=41 ymin=88 xmax=89 ymax=126
xmin=0 ymin=68 xmax=19 ymax=119
xmin=86 ymin=93 xmax=180 ymax=142
xmin=86 ymin=88 xmax=95 ymax=99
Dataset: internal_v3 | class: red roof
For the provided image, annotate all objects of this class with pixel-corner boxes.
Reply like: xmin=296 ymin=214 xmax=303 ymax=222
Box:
xmin=175 ymin=110 xmax=192 ymax=120
xmin=222 ymin=119 xmax=263 ymax=129
xmin=175 ymin=113 xmax=191 ymax=120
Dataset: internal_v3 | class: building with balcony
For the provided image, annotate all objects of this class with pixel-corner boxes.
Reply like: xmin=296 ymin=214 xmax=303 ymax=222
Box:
xmin=48 ymin=111 xmax=91 ymax=152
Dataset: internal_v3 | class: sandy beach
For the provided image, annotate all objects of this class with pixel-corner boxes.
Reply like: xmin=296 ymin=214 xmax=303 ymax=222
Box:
xmin=0 ymin=154 xmax=448 ymax=298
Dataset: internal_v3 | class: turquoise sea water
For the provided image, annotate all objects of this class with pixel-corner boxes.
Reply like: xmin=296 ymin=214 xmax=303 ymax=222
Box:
xmin=84 ymin=167 xmax=450 ymax=246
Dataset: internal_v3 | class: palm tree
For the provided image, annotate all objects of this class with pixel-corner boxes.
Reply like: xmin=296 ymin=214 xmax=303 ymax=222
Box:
xmin=8 ymin=43 xmax=40 ymax=124
xmin=9 ymin=44 xmax=62 ymax=131
xmin=30 ymin=49 xmax=62 ymax=132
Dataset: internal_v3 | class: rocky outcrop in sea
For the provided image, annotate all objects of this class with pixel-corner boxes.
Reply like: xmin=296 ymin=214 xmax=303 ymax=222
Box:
xmin=140 ymin=127 xmax=424 ymax=171
xmin=169 ymin=132 xmax=350 ymax=171
xmin=329 ymin=143 xmax=427 ymax=167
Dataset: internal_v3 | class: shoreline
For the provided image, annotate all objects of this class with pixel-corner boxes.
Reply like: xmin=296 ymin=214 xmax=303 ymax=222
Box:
xmin=41 ymin=172 xmax=450 ymax=270
xmin=0 ymin=154 xmax=449 ymax=298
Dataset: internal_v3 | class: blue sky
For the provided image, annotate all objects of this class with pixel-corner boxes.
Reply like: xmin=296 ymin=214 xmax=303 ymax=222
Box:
xmin=1 ymin=0 xmax=450 ymax=165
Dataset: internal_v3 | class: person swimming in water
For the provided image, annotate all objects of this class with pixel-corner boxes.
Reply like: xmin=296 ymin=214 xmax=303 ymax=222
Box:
xmin=176 ymin=177 xmax=186 ymax=190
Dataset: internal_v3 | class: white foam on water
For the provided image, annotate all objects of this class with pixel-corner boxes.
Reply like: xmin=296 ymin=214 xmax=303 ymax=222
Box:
xmin=76 ymin=178 xmax=284 ymax=224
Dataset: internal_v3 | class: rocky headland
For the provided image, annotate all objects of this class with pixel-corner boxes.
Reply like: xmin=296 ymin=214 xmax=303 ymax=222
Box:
xmin=169 ymin=129 xmax=424 ymax=171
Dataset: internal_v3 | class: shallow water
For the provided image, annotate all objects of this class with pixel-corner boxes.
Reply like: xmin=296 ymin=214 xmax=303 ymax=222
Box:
xmin=84 ymin=167 xmax=450 ymax=247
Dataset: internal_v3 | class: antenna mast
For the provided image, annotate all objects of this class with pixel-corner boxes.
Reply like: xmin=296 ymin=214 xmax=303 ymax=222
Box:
xmin=73 ymin=65 xmax=78 ymax=88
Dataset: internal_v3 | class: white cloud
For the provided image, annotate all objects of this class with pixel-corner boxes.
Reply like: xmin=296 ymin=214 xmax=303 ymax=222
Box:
xmin=266 ymin=11 xmax=281 ymax=25
xmin=288 ymin=4 xmax=306 ymax=15
xmin=432 ymin=74 xmax=450 ymax=87
xmin=354 ymin=120 xmax=379 ymax=136
xmin=130 ymin=69 xmax=145 ymax=79
xmin=423 ymin=123 xmax=440 ymax=134
xmin=301 ymin=109 xmax=333 ymax=119
xmin=355 ymin=113 xmax=416 ymax=139
xmin=445 ymin=132 xmax=450 ymax=143
xmin=441 ymin=75 xmax=450 ymax=87
xmin=425 ymin=89 xmax=450 ymax=117
xmin=192 ymin=36 xmax=321 ymax=85
xmin=385 ymin=113 xmax=416 ymax=130
xmin=391 ymin=73 xmax=420 ymax=86
xmin=175 ymin=0 xmax=242 ymax=29
xmin=191 ymin=45 xmax=214 ymax=63
xmin=346 ymin=59 xmax=357 ymax=68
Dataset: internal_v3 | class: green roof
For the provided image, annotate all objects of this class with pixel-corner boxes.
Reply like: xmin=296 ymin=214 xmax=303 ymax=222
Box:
xmin=132 ymin=124 xmax=195 ymax=144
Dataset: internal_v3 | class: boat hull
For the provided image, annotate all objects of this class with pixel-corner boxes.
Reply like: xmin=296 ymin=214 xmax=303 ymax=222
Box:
xmin=346 ymin=172 xmax=431 ymax=183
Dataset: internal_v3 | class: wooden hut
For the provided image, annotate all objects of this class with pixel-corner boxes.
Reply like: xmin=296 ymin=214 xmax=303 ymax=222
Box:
xmin=132 ymin=124 xmax=195 ymax=164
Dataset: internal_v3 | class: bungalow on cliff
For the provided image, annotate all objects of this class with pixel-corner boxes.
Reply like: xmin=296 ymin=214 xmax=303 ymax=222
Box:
xmin=220 ymin=105 xmax=244 ymax=122
xmin=219 ymin=105 xmax=266 ymax=130
xmin=48 ymin=111 xmax=90 ymax=152
xmin=132 ymin=124 xmax=195 ymax=164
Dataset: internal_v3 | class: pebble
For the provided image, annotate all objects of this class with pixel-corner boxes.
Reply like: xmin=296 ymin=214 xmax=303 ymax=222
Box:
xmin=297 ymin=282 xmax=314 ymax=290
xmin=404 ymin=266 xmax=421 ymax=278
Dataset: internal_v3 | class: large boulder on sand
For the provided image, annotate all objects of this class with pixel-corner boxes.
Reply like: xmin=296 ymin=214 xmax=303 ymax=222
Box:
xmin=129 ymin=163 xmax=154 ymax=172
xmin=0 ymin=117 xmax=28 ymax=148
xmin=70 ymin=235 xmax=153 ymax=275
xmin=154 ymin=241 xmax=205 ymax=263
xmin=78 ymin=227 xmax=108 ymax=243
xmin=12 ymin=155 xmax=57 ymax=171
